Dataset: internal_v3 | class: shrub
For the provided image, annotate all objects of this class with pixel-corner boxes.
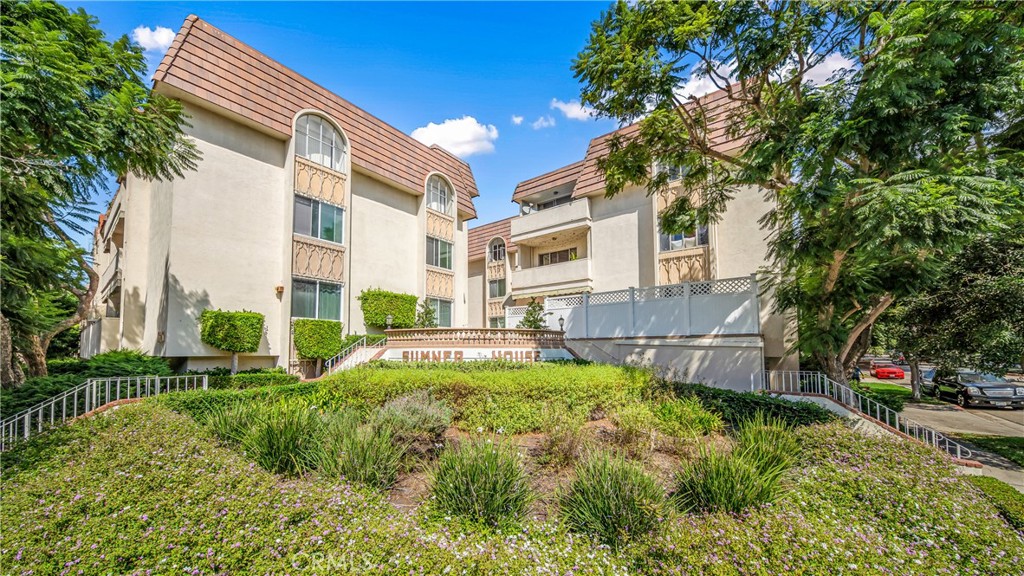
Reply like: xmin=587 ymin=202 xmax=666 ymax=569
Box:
xmin=154 ymin=382 xmax=319 ymax=422
xmin=654 ymin=396 xmax=724 ymax=437
xmin=206 ymin=371 xmax=300 ymax=390
xmin=673 ymin=444 xmax=788 ymax=514
xmin=516 ymin=298 xmax=546 ymax=329
xmin=240 ymin=400 xmax=324 ymax=476
xmin=358 ymin=289 xmax=417 ymax=329
xmin=559 ymin=451 xmax=665 ymax=549
xmin=611 ymin=403 xmax=658 ymax=457
xmin=966 ymin=475 xmax=1024 ymax=530
xmin=538 ymin=408 xmax=588 ymax=467
xmin=319 ymin=421 xmax=407 ymax=490
xmin=430 ymin=439 xmax=533 ymax=529
xmin=199 ymin=309 xmax=265 ymax=373
xmin=415 ymin=298 xmax=437 ymax=328
xmin=671 ymin=382 xmax=835 ymax=427
xmin=292 ymin=319 xmax=343 ymax=361
xmin=205 ymin=402 xmax=261 ymax=444
xmin=364 ymin=359 xmax=536 ymax=371
xmin=733 ymin=411 xmax=798 ymax=475
xmin=371 ymin=390 xmax=452 ymax=442
xmin=46 ymin=357 xmax=88 ymax=376
xmin=83 ymin=349 xmax=174 ymax=378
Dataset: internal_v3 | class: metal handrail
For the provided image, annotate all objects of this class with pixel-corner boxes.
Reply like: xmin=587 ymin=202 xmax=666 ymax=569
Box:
xmin=324 ymin=336 xmax=366 ymax=373
xmin=752 ymin=370 xmax=973 ymax=461
xmin=1 ymin=375 xmax=207 ymax=451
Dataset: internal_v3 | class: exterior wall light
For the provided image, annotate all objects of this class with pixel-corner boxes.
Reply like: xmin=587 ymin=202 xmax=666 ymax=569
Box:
xmin=386 ymin=313 xmax=394 ymax=330
xmin=558 ymin=316 xmax=565 ymax=331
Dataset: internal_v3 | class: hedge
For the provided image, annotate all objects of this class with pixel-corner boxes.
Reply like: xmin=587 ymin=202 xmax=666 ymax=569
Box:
xmin=670 ymin=382 xmax=836 ymax=427
xmin=199 ymin=309 xmax=264 ymax=353
xmin=206 ymin=372 xmax=301 ymax=390
xmin=358 ymin=289 xmax=417 ymax=329
xmin=292 ymin=319 xmax=343 ymax=360
xmin=966 ymin=475 xmax=1024 ymax=530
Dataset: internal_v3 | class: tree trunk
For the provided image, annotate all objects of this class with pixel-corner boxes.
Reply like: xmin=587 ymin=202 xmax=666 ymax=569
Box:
xmin=315 ymin=358 xmax=323 ymax=378
xmin=230 ymin=352 xmax=239 ymax=375
xmin=24 ymin=334 xmax=49 ymax=377
xmin=909 ymin=358 xmax=922 ymax=401
xmin=821 ymin=353 xmax=848 ymax=385
xmin=1 ymin=314 xmax=25 ymax=388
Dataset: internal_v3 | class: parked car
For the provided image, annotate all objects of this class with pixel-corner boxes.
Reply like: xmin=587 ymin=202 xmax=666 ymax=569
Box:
xmin=869 ymin=362 xmax=905 ymax=379
xmin=931 ymin=369 xmax=1024 ymax=409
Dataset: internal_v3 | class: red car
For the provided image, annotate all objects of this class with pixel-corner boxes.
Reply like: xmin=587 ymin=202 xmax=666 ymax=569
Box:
xmin=870 ymin=363 xmax=905 ymax=379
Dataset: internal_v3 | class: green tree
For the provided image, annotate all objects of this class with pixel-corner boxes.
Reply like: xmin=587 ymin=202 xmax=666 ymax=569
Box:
xmin=573 ymin=0 xmax=1024 ymax=383
xmin=199 ymin=310 xmax=265 ymax=374
xmin=292 ymin=319 xmax=343 ymax=377
xmin=517 ymin=299 xmax=547 ymax=330
xmin=415 ymin=299 xmax=438 ymax=329
xmin=0 ymin=0 xmax=199 ymax=385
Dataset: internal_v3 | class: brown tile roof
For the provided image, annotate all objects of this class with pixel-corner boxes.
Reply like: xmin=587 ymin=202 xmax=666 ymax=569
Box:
xmin=154 ymin=15 xmax=478 ymax=218
xmin=468 ymin=217 xmax=517 ymax=261
xmin=535 ymin=87 xmax=748 ymax=200
xmin=511 ymin=160 xmax=584 ymax=202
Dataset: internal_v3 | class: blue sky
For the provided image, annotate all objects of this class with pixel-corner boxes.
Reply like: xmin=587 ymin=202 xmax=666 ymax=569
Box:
xmin=64 ymin=1 xmax=625 ymax=244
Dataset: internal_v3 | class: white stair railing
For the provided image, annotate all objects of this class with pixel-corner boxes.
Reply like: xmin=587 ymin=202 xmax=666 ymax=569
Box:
xmin=1 ymin=375 xmax=207 ymax=451
xmin=752 ymin=370 xmax=973 ymax=460
xmin=324 ymin=337 xmax=387 ymax=374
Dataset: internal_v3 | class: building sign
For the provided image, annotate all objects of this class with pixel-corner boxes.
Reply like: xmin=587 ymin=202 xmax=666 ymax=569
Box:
xmin=382 ymin=347 xmax=574 ymax=363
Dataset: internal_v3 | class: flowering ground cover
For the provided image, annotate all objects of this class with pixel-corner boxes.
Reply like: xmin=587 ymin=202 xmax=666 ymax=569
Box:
xmin=2 ymin=364 xmax=1021 ymax=575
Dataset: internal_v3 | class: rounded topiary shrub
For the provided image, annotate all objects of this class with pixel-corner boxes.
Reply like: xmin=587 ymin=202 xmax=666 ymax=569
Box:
xmin=430 ymin=439 xmax=533 ymax=529
xmin=357 ymin=289 xmax=417 ymax=329
xmin=199 ymin=309 xmax=265 ymax=373
xmin=559 ymin=451 xmax=665 ymax=549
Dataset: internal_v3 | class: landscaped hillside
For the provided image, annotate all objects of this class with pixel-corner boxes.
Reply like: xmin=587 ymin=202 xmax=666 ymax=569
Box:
xmin=2 ymin=363 xmax=1021 ymax=574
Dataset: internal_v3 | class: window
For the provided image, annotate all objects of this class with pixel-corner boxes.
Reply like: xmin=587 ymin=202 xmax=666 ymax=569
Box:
xmin=537 ymin=196 xmax=572 ymax=210
xmin=428 ymin=298 xmax=453 ymax=327
xmin=488 ymin=278 xmax=506 ymax=299
xmin=296 ymin=114 xmax=346 ymax=172
xmin=659 ymin=225 xmax=709 ymax=252
xmin=489 ymin=317 xmax=506 ymax=328
xmin=426 ymin=236 xmax=453 ymax=269
xmin=489 ymin=239 xmax=506 ymax=262
xmin=294 ymin=196 xmax=344 ymax=244
xmin=427 ymin=175 xmax=453 ymax=215
xmin=654 ymin=161 xmax=686 ymax=181
xmin=539 ymin=247 xmax=577 ymax=266
xmin=291 ymin=279 xmax=342 ymax=321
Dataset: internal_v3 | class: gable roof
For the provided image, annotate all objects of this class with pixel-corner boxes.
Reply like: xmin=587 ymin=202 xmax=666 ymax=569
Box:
xmin=511 ymin=160 xmax=584 ymax=203
xmin=468 ymin=217 xmax=517 ymax=261
xmin=153 ymin=15 xmax=478 ymax=218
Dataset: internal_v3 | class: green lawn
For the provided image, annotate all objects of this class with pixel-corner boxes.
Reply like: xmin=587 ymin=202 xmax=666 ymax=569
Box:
xmin=956 ymin=434 xmax=1024 ymax=467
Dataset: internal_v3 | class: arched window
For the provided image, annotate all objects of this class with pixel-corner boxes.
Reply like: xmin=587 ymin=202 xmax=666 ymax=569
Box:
xmin=295 ymin=114 xmax=347 ymax=172
xmin=489 ymin=238 xmax=506 ymax=262
xmin=426 ymin=175 xmax=453 ymax=215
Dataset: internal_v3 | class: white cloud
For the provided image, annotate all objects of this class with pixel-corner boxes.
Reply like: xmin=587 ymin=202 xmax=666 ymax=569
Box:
xmin=132 ymin=25 xmax=176 ymax=53
xmin=675 ymin=61 xmax=736 ymax=100
xmin=411 ymin=116 xmax=498 ymax=157
xmin=550 ymin=98 xmax=595 ymax=120
xmin=531 ymin=116 xmax=556 ymax=130
xmin=804 ymin=53 xmax=857 ymax=86
xmin=511 ymin=115 xmax=524 ymax=126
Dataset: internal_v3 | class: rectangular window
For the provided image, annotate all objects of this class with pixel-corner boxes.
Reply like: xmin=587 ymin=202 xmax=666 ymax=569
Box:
xmin=291 ymin=279 xmax=342 ymax=321
xmin=294 ymin=195 xmax=344 ymax=244
xmin=655 ymin=162 xmax=686 ymax=181
xmin=429 ymin=298 xmax=453 ymax=327
xmin=426 ymin=236 xmax=453 ymax=269
xmin=539 ymin=247 xmax=577 ymax=266
xmin=489 ymin=317 xmax=506 ymax=328
xmin=490 ymin=242 xmax=506 ymax=262
xmin=488 ymin=278 xmax=506 ymax=299
xmin=537 ymin=196 xmax=572 ymax=211
xmin=659 ymin=225 xmax=709 ymax=252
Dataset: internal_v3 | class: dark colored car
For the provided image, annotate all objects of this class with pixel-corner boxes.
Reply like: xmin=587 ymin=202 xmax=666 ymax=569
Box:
xmin=930 ymin=369 xmax=1024 ymax=409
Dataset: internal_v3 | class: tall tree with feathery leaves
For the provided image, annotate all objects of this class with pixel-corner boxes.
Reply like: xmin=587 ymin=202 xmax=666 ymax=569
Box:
xmin=573 ymin=0 xmax=1024 ymax=383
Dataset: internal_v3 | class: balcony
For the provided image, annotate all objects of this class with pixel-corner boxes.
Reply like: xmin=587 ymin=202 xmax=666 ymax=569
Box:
xmin=511 ymin=199 xmax=590 ymax=245
xmin=99 ymin=249 xmax=122 ymax=300
xmin=511 ymin=258 xmax=592 ymax=298
xmin=658 ymin=246 xmax=710 ymax=284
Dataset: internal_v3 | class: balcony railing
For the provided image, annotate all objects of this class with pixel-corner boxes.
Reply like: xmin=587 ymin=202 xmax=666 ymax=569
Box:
xmin=511 ymin=258 xmax=592 ymax=295
xmin=385 ymin=328 xmax=565 ymax=348
xmin=511 ymin=199 xmax=590 ymax=243
xmin=99 ymin=249 xmax=122 ymax=300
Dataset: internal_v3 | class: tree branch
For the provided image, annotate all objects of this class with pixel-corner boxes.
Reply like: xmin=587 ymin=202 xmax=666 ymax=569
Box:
xmin=838 ymin=293 xmax=895 ymax=363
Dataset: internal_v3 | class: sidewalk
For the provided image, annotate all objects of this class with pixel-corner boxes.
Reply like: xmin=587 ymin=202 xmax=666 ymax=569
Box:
xmin=902 ymin=403 xmax=1023 ymax=491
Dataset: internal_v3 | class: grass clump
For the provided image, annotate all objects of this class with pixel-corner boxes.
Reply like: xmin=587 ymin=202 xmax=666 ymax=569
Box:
xmin=538 ymin=408 xmax=588 ymax=467
xmin=654 ymin=396 xmax=724 ymax=437
xmin=319 ymin=419 xmax=407 ymax=490
xmin=610 ymin=403 xmax=658 ymax=457
xmin=430 ymin=439 xmax=532 ymax=529
xmin=371 ymin=390 xmax=452 ymax=442
xmin=559 ymin=451 xmax=665 ymax=549
xmin=240 ymin=400 xmax=325 ymax=476
xmin=673 ymin=412 xmax=796 ymax=514
xmin=205 ymin=402 xmax=261 ymax=444
xmin=966 ymin=475 xmax=1024 ymax=530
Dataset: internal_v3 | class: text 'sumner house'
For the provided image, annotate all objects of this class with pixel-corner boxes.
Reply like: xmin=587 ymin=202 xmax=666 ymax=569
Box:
xmin=83 ymin=16 xmax=478 ymax=372
xmin=84 ymin=15 xmax=796 ymax=383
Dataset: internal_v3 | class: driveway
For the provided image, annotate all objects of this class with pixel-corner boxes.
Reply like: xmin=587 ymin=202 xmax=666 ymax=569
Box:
xmin=902 ymin=403 xmax=1023 ymax=491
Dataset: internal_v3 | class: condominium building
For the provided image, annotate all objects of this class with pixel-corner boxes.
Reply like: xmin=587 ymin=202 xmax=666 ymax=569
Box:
xmin=81 ymin=16 xmax=478 ymax=373
xmin=468 ymin=88 xmax=796 ymax=380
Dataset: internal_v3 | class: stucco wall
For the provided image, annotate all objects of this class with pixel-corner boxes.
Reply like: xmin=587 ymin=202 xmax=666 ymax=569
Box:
xmin=713 ymin=185 xmax=771 ymax=279
xmin=347 ymin=172 xmax=421 ymax=333
xmin=589 ymin=187 xmax=656 ymax=291
xmin=467 ymin=258 xmax=485 ymax=328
